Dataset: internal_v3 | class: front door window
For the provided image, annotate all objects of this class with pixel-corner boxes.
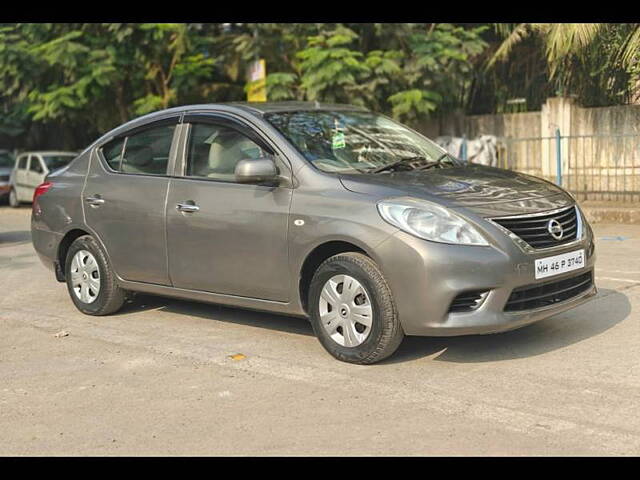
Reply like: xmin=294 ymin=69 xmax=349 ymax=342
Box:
xmin=185 ymin=123 xmax=267 ymax=182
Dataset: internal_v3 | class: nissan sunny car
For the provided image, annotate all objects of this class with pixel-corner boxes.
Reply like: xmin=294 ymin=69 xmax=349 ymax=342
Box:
xmin=31 ymin=102 xmax=597 ymax=364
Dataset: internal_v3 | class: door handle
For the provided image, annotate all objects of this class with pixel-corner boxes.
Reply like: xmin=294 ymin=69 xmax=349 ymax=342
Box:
xmin=176 ymin=202 xmax=199 ymax=213
xmin=85 ymin=195 xmax=105 ymax=207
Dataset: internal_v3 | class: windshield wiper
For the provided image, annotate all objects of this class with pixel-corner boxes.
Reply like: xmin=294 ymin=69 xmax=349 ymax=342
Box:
xmin=413 ymin=153 xmax=451 ymax=171
xmin=369 ymin=155 xmax=429 ymax=174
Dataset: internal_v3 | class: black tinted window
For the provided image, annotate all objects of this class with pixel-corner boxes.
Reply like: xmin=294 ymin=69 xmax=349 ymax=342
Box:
xmin=43 ymin=155 xmax=74 ymax=171
xmin=0 ymin=152 xmax=12 ymax=168
xmin=18 ymin=156 xmax=28 ymax=169
xmin=29 ymin=157 xmax=43 ymax=173
xmin=102 ymin=138 xmax=125 ymax=171
xmin=185 ymin=123 xmax=265 ymax=181
xmin=121 ymin=124 xmax=176 ymax=175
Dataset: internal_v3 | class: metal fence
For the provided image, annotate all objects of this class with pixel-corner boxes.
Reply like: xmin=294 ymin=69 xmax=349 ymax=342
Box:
xmin=492 ymin=132 xmax=640 ymax=203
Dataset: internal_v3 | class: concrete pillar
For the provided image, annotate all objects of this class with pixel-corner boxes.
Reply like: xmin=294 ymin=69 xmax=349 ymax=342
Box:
xmin=540 ymin=97 xmax=574 ymax=183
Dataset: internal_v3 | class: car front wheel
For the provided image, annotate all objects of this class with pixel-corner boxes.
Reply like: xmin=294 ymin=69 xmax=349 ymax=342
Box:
xmin=65 ymin=235 xmax=126 ymax=315
xmin=308 ymin=252 xmax=404 ymax=364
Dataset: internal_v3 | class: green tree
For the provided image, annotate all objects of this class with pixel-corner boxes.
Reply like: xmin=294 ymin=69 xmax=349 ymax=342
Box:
xmin=296 ymin=25 xmax=371 ymax=104
xmin=388 ymin=24 xmax=487 ymax=123
xmin=0 ymin=23 xmax=221 ymax=148
xmin=264 ymin=23 xmax=487 ymax=126
xmin=487 ymin=23 xmax=640 ymax=107
xmin=0 ymin=22 xmax=497 ymax=149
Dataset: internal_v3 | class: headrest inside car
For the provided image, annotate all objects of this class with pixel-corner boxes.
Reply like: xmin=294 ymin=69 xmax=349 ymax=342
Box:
xmin=124 ymin=145 xmax=153 ymax=166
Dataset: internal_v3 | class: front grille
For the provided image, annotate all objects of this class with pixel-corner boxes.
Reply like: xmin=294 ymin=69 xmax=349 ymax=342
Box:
xmin=449 ymin=290 xmax=488 ymax=313
xmin=492 ymin=206 xmax=579 ymax=249
xmin=0 ymin=174 xmax=9 ymax=182
xmin=504 ymin=270 xmax=593 ymax=312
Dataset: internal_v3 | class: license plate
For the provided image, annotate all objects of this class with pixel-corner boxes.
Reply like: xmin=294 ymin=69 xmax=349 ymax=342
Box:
xmin=534 ymin=249 xmax=585 ymax=280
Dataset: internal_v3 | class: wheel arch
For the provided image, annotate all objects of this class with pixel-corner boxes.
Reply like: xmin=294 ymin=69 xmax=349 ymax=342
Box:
xmin=298 ymin=240 xmax=373 ymax=315
xmin=56 ymin=228 xmax=91 ymax=281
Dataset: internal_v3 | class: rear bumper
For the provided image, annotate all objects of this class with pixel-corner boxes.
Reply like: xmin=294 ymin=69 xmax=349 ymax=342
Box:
xmin=373 ymin=227 xmax=597 ymax=337
xmin=31 ymin=224 xmax=62 ymax=273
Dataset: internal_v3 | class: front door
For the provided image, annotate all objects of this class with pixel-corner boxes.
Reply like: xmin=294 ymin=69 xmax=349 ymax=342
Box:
xmin=166 ymin=118 xmax=292 ymax=301
xmin=83 ymin=119 xmax=180 ymax=285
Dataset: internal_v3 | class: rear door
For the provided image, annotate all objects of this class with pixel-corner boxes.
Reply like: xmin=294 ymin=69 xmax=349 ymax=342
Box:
xmin=83 ymin=117 xmax=180 ymax=285
xmin=165 ymin=114 xmax=293 ymax=301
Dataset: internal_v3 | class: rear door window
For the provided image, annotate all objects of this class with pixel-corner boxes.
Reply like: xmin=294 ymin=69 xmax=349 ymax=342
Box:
xmin=121 ymin=125 xmax=176 ymax=175
xmin=100 ymin=122 xmax=177 ymax=175
xmin=102 ymin=138 xmax=125 ymax=171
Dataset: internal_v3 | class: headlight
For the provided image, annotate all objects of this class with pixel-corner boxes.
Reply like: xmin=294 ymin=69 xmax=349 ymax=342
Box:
xmin=377 ymin=197 xmax=489 ymax=246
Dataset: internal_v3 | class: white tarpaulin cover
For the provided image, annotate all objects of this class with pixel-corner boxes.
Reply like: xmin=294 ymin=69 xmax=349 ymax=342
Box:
xmin=435 ymin=135 xmax=498 ymax=167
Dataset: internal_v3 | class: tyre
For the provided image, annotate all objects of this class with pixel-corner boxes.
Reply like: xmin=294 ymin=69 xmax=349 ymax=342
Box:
xmin=64 ymin=235 xmax=126 ymax=315
xmin=8 ymin=188 xmax=19 ymax=208
xmin=308 ymin=252 xmax=404 ymax=364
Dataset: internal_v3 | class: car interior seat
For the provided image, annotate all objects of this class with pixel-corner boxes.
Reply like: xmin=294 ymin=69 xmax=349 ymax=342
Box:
xmin=207 ymin=132 xmax=263 ymax=177
xmin=190 ymin=142 xmax=213 ymax=177
xmin=122 ymin=145 xmax=155 ymax=174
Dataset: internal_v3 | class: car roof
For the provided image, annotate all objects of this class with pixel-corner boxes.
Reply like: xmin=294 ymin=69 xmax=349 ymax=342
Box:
xmin=18 ymin=151 xmax=77 ymax=156
xmin=226 ymin=101 xmax=369 ymax=114
xmin=147 ymin=101 xmax=368 ymax=117
xmin=87 ymin=102 xmax=371 ymax=151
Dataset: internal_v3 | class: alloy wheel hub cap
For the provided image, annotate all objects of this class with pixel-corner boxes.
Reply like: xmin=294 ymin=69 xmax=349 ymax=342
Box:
xmin=70 ymin=250 xmax=101 ymax=304
xmin=318 ymin=274 xmax=373 ymax=348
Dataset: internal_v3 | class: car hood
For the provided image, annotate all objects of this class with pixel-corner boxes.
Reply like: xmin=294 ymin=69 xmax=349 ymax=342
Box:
xmin=339 ymin=164 xmax=574 ymax=217
xmin=0 ymin=167 xmax=12 ymax=177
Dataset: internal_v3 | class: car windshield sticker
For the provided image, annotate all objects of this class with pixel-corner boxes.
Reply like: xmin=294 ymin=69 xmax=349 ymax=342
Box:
xmin=332 ymin=131 xmax=346 ymax=150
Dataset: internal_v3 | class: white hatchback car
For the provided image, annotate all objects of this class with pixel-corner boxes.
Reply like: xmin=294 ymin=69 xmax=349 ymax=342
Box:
xmin=9 ymin=151 xmax=77 ymax=207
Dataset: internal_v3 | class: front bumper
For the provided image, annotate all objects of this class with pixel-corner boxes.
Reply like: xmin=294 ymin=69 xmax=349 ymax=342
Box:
xmin=373 ymin=220 xmax=597 ymax=336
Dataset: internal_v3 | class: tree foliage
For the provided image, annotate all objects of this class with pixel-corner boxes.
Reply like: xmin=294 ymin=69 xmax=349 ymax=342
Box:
xmin=259 ymin=23 xmax=488 ymax=125
xmin=487 ymin=23 xmax=640 ymax=107
xmin=1 ymin=22 xmax=638 ymax=150
xmin=0 ymin=22 xmax=488 ymax=148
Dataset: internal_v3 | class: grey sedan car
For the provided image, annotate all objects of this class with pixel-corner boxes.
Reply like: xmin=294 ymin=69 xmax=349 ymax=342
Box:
xmin=31 ymin=102 xmax=597 ymax=364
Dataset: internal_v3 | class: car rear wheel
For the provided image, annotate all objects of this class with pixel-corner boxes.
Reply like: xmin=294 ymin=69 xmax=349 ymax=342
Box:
xmin=8 ymin=188 xmax=19 ymax=208
xmin=308 ymin=252 xmax=404 ymax=364
xmin=65 ymin=235 xmax=126 ymax=315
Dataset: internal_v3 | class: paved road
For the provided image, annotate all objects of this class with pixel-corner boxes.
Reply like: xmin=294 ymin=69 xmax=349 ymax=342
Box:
xmin=1 ymin=205 xmax=639 ymax=455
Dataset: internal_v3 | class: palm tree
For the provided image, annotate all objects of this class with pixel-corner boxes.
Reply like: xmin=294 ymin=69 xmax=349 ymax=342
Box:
xmin=487 ymin=23 xmax=640 ymax=106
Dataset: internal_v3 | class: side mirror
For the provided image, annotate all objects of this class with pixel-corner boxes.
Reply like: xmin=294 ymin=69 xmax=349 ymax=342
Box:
xmin=234 ymin=157 xmax=278 ymax=184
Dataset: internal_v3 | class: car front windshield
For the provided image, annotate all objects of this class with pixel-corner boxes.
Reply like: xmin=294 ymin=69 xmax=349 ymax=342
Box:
xmin=0 ymin=152 xmax=13 ymax=168
xmin=43 ymin=155 xmax=75 ymax=170
xmin=264 ymin=110 xmax=459 ymax=174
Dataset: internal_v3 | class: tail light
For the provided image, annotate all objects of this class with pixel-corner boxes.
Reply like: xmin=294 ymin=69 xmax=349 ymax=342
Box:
xmin=33 ymin=181 xmax=52 ymax=202
xmin=32 ymin=181 xmax=52 ymax=214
